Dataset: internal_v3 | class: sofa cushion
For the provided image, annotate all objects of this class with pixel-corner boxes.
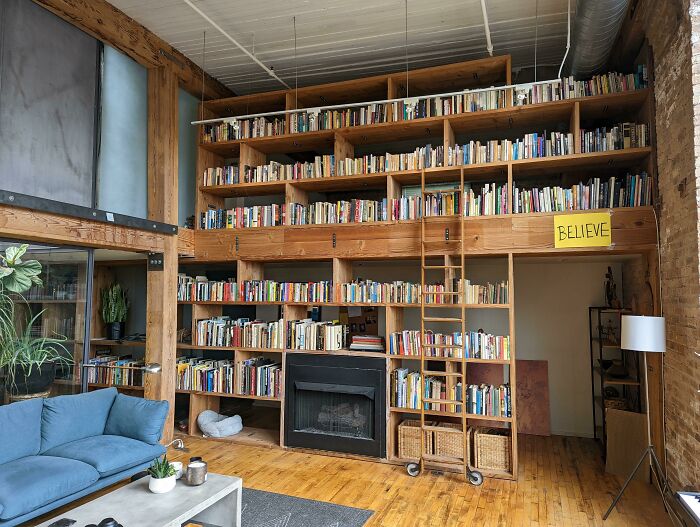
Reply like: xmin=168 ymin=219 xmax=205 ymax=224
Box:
xmin=40 ymin=387 xmax=117 ymax=452
xmin=104 ymin=393 xmax=169 ymax=445
xmin=0 ymin=455 xmax=99 ymax=520
xmin=0 ymin=398 xmax=43 ymax=464
xmin=43 ymin=434 xmax=166 ymax=478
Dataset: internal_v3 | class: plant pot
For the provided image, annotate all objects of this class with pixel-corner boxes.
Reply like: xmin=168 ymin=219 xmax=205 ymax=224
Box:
xmin=107 ymin=322 xmax=125 ymax=341
xmin=148 ymin=475 xmax=176 ymax=494
xmin=9 ymin=361 xmax=56 ymax=396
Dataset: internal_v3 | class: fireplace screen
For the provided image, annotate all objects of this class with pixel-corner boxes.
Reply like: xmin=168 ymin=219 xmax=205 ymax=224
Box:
xmin=294 ymin=382 xmax=374 ymax=440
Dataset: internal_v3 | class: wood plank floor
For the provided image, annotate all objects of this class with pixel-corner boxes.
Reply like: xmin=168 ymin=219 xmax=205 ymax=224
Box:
xmin=29 ymin=434 xmax=670 ymax=527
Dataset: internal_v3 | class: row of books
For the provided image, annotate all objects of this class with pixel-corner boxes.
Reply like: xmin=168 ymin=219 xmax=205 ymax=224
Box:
xmin=194 ymin=317 xmax=284 ymax=349
xmin=84 ymin=356 xmax=143 ymax=387
xmin=580 ymin=123 xmax=648 ymax=153
xmin=390 ymin=89 xmax=508 ymax=121
xmin=388 ymin=330 xmax=463 ymax=358
xmin=240 ymin=280 xmax=333 ymax=303
xmin=202 ymin=156 xmax=336 ymax=186
xmin=446 ymin=132 xmax=575 ymax=165
xmin=512 ymin=172 xmax=652 ymax=213
xmin=200 ymin=204 xmax=284 ymax=230
xmin=467 ymin=383 xmax=512 ymax=417
xmin=349 ymin=335 xmax=385 ymax=351
xmin=514 ymin=68 xmax=647 ymax=105
xmin=466 ymin=331 xmax=510 ymax=360
xmin=177 ymin=274 xmax=238 ymax=302
xmin=291 ymin=103 xmax=388 ymax=133
xmin=463 ymin=279 xmax=508 ymax=305
xmin=335 ymin=146 xmax=446 ymax=176
xmin=201 ymin=116 xmax=285 ymax=143
xmin=391 ymin=370 xmax=463 ymax=412
xmin=287 ymin=199 xmax=388 ymax=225
xmin=424 ymin=377 xmax=463 ymax=412
xmin=176 ymin=358 xmax=234 ymax=394
xmin=286 ymin=319 xmax=347 ymax=351
xmin=237 ymin=357 xmax=282 ymax=398
xmin=338 ymin=280 xmax=421 ymax=304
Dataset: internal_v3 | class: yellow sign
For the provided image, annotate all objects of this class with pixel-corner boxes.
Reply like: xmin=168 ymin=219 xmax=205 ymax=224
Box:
xmin=553 ymin=212 xmax=612 ymax=248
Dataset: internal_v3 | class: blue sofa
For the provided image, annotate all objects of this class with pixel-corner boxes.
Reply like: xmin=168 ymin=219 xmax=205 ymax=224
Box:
xmin=0 ymin=387 xmax=169 ymax=526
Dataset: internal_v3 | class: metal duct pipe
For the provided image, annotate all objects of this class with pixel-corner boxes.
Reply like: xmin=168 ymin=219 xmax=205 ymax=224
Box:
xmin=568 ymin=0 xmax=629 ymax=77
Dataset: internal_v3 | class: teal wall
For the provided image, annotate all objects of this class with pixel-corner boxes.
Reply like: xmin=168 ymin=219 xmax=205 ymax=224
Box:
xmin=96 ymin=45 xmax=148 ymax=218
xmin=178 ymin=89 xmax=199 ymax=226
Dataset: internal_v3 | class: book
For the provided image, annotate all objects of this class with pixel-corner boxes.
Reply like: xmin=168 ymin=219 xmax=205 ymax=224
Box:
xmin=462 ymin=280 xmax=509 ymax=304
xmin=194 ymin=317 xmax=284 ymax=349
xmin=286 ymin=319 xmax=348 ymax=351
xmin=240 ymin=280 xmax=333 ymax=303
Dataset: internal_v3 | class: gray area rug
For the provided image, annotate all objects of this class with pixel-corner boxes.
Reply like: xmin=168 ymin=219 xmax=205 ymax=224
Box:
xmin=241 ymin=488 xmax=373 ymax=527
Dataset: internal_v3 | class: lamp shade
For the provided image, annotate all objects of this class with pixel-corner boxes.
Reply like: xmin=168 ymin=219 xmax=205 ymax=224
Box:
xmin=620 ymin=315 xmax=666 ymax=353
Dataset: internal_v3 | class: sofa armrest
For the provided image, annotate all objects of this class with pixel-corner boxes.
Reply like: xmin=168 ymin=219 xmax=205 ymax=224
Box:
xmin=104 ymin=394 xmax=169 ymax=445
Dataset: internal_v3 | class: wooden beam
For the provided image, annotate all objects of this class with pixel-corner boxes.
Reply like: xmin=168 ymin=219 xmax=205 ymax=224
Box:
xmin=32 ymin=0 xmax=232 ymax=100
xmin=145 ymin=66 xmax=179 ymax=442
xmin=0 ymin=205 xmax=164 ymax=252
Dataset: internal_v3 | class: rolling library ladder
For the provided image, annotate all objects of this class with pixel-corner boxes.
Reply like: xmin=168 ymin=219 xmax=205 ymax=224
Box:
xmin=406 ymin=168 xmax=484 ymax=484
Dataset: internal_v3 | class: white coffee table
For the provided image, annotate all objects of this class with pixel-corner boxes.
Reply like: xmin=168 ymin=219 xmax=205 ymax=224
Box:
xmin=36 ymin=473 xmax=242 ymax=527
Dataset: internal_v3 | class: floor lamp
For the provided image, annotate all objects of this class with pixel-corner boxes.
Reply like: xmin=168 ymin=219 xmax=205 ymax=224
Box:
xmin=603 ymin=315 xmax=667 ymax=520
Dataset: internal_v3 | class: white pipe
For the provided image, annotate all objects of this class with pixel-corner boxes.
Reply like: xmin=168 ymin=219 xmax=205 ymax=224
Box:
xmin=182 ymin=0 xmax=291 ymax=89
xmin=558 ymin=0 xmax=571 ymax=78
xmin=190 ymin=78 xmax=564 ymax=125
xmin=480 ymin=0 xmax=494 ymax=56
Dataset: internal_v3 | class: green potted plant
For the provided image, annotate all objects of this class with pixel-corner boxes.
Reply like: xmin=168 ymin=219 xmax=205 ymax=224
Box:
xmin=0 ymin=244 xmax=71 ymax=397
xmin=147 ymin=455 xmax=177 ymax=494
xmin=101 ymin=283 xmax=129 ymax=340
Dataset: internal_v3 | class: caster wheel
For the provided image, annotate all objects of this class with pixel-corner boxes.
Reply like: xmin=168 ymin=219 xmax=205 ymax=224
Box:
xmin=406 ymin=462 xmax=420 ymax=477
xmin=467 ymin=470 xmax=483 ymax=486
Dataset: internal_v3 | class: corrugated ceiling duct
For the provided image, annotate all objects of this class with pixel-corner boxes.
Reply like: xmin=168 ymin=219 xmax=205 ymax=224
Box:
xmin=569 ymin=0 xmax=629 ymax=77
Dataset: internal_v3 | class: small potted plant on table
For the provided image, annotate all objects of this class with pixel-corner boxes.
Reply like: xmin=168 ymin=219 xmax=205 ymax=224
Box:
xmin=147 ymin=456 xmax=177 ymax=494
xmin=101 ymin=283 xmax=129 ymax=340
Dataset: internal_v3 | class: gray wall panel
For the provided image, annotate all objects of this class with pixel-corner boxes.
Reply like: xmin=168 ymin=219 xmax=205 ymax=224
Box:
xmin=0 ymin=0 xmax=98 ymax=207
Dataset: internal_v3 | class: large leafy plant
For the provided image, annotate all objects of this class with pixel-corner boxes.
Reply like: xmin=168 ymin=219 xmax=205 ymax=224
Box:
xmin=101 ymin=283 xmax=129 ymax=324
xmin=0 ymin=244 xmax=71 ymax=390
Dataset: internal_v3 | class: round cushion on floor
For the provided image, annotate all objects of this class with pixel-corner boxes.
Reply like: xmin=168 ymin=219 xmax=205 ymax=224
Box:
xmin=197 ymin=410 xmax=243 ymax=438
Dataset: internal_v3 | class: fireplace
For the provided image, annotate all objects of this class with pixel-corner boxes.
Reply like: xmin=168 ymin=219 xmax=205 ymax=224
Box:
xmin=284 ymin=354 xmax=386 ymax=458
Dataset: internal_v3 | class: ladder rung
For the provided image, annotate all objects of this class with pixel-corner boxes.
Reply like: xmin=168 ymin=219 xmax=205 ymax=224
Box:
xmin=422 ymin=453 xmax=464 ymax=464
xmin=422 ymin=425 xmax=463 ymax=433
xmin=423 ymin=317 xmax=463 ymax=322
xmin=422 ymin=265 xmax=462 ymax=269
xmin=421 ymin=291 xmax=460 ymax=296
xmin=423 ymin=398 xmax=461 ymax=405
xmin=422 ymin=371 xmax=462 ymax=377
xmin=423 ymin=343 xmax=463 ymax=348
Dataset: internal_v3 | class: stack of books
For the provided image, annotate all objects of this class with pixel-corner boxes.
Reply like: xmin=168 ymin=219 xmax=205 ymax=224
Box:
xmin=349 ymin=335 xmax=385 ymax=352
xmin=240 ymin=280 xmax=333 ymax=303
xmin=176 ymin=358 xmax=234 ymax=394
xmin=513 ymin=172 xmax=652 ymax=213
xmin=391 ymin=368 xmax=421 ymax=409
xmin=237 ymin=357 xmax=282 ymax=398
xmin=463 ymin=279 xmax=509 ymax=304
xmin=466 ymin=383 xmax=511 ymax=417
xmin=466 ymin=331 xmax=510 ymax=360
xmin=194 ymin=317 xmax=284 ymax=349
xmin=177 ymin=274 xmax=238 ymax=302
xmin=286 ymin=319 xmax=348 ymax=351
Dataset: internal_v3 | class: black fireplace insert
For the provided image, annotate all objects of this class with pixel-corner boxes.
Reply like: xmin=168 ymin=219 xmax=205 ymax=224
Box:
xmin=284 ymin=353 xmax=386 ymax=458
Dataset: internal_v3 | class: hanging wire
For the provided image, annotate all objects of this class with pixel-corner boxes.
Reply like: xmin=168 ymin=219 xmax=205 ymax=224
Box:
xmin=294 ymin=15 xmax=298 ymax=110
xmin=534 ymin=0 xmax=539 ymax=82
xmin=200 ymin=30 xmax=206 ymax=121
xmin=404 ymin=0 xmax=409 ymax=97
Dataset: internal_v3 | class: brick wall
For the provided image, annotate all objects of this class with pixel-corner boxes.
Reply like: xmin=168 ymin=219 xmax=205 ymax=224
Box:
xmin=631 ymin=0 xmax=700 ymax=490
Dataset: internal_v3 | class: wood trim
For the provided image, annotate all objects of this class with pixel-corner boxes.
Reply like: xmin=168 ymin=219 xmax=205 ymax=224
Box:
xmin=32 ymin=0 xmax=232 ymax=99
xmin=0 ymin=205 xmax=164 ymax=252
xmin=178 ymin=228 xmax=195 ymax=257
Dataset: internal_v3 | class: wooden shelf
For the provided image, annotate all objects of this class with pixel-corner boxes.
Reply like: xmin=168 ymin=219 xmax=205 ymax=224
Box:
xmin=91 ymin=339 xmax=146 ymax=347
xmin=195 ymin=148 xmax=651 ymax=199
xmin=181 ymin=390 xmax=281 ymax=401
xmin=198 ymin=90 xmax=650 ymax=156
xmin=87 ymin=383 xmax=144 ymax=391
xmin=593 ymin=366 xmax=640 ymax=386
xmin=177 ymin=344 xmax=285 ymax=352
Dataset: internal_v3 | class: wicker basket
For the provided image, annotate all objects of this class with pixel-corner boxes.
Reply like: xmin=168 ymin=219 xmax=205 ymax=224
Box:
xmin=398 ymin=419 xmax=432 ymax=459
xmin=433 ymin=422 xmax=464 ymax=459
xmin=474 ymin=428 xmax=511 ymax=472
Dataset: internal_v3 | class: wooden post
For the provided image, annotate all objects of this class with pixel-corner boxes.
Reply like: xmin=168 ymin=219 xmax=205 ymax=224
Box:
xmin=145 ymin=66 xmax=178 ymax=442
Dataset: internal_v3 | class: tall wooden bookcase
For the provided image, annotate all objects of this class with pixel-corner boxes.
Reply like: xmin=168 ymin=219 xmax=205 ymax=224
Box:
xmin=166 ymin=55 xmax=655 ymax=481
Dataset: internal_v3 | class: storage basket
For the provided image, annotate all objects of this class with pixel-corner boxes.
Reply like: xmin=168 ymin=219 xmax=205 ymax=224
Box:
xmin=398 ymin=419 xmax=432 ymax=459
xmin=433 ymin=422 xmax=464 ymax=459
xmin=474 ymin=427 xmax=511 ymax=472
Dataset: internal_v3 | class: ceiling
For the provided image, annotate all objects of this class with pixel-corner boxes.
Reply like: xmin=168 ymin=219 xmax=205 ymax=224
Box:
xmin=109 ymin=0 xmax=575 ymax=95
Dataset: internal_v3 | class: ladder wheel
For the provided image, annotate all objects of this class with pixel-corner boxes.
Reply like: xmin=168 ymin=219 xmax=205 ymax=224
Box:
xmin=467 ymin=470 xmax=483 ymax=486
xmin=406 ymin=462 xmax=420 ymax=477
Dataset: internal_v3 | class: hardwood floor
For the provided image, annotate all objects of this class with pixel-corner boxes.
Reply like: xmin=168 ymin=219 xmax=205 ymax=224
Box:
xmin=171 ymin=433 xmax=668 ymax=527
xmin=28 ymin=433 xmax=670 ymax=527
